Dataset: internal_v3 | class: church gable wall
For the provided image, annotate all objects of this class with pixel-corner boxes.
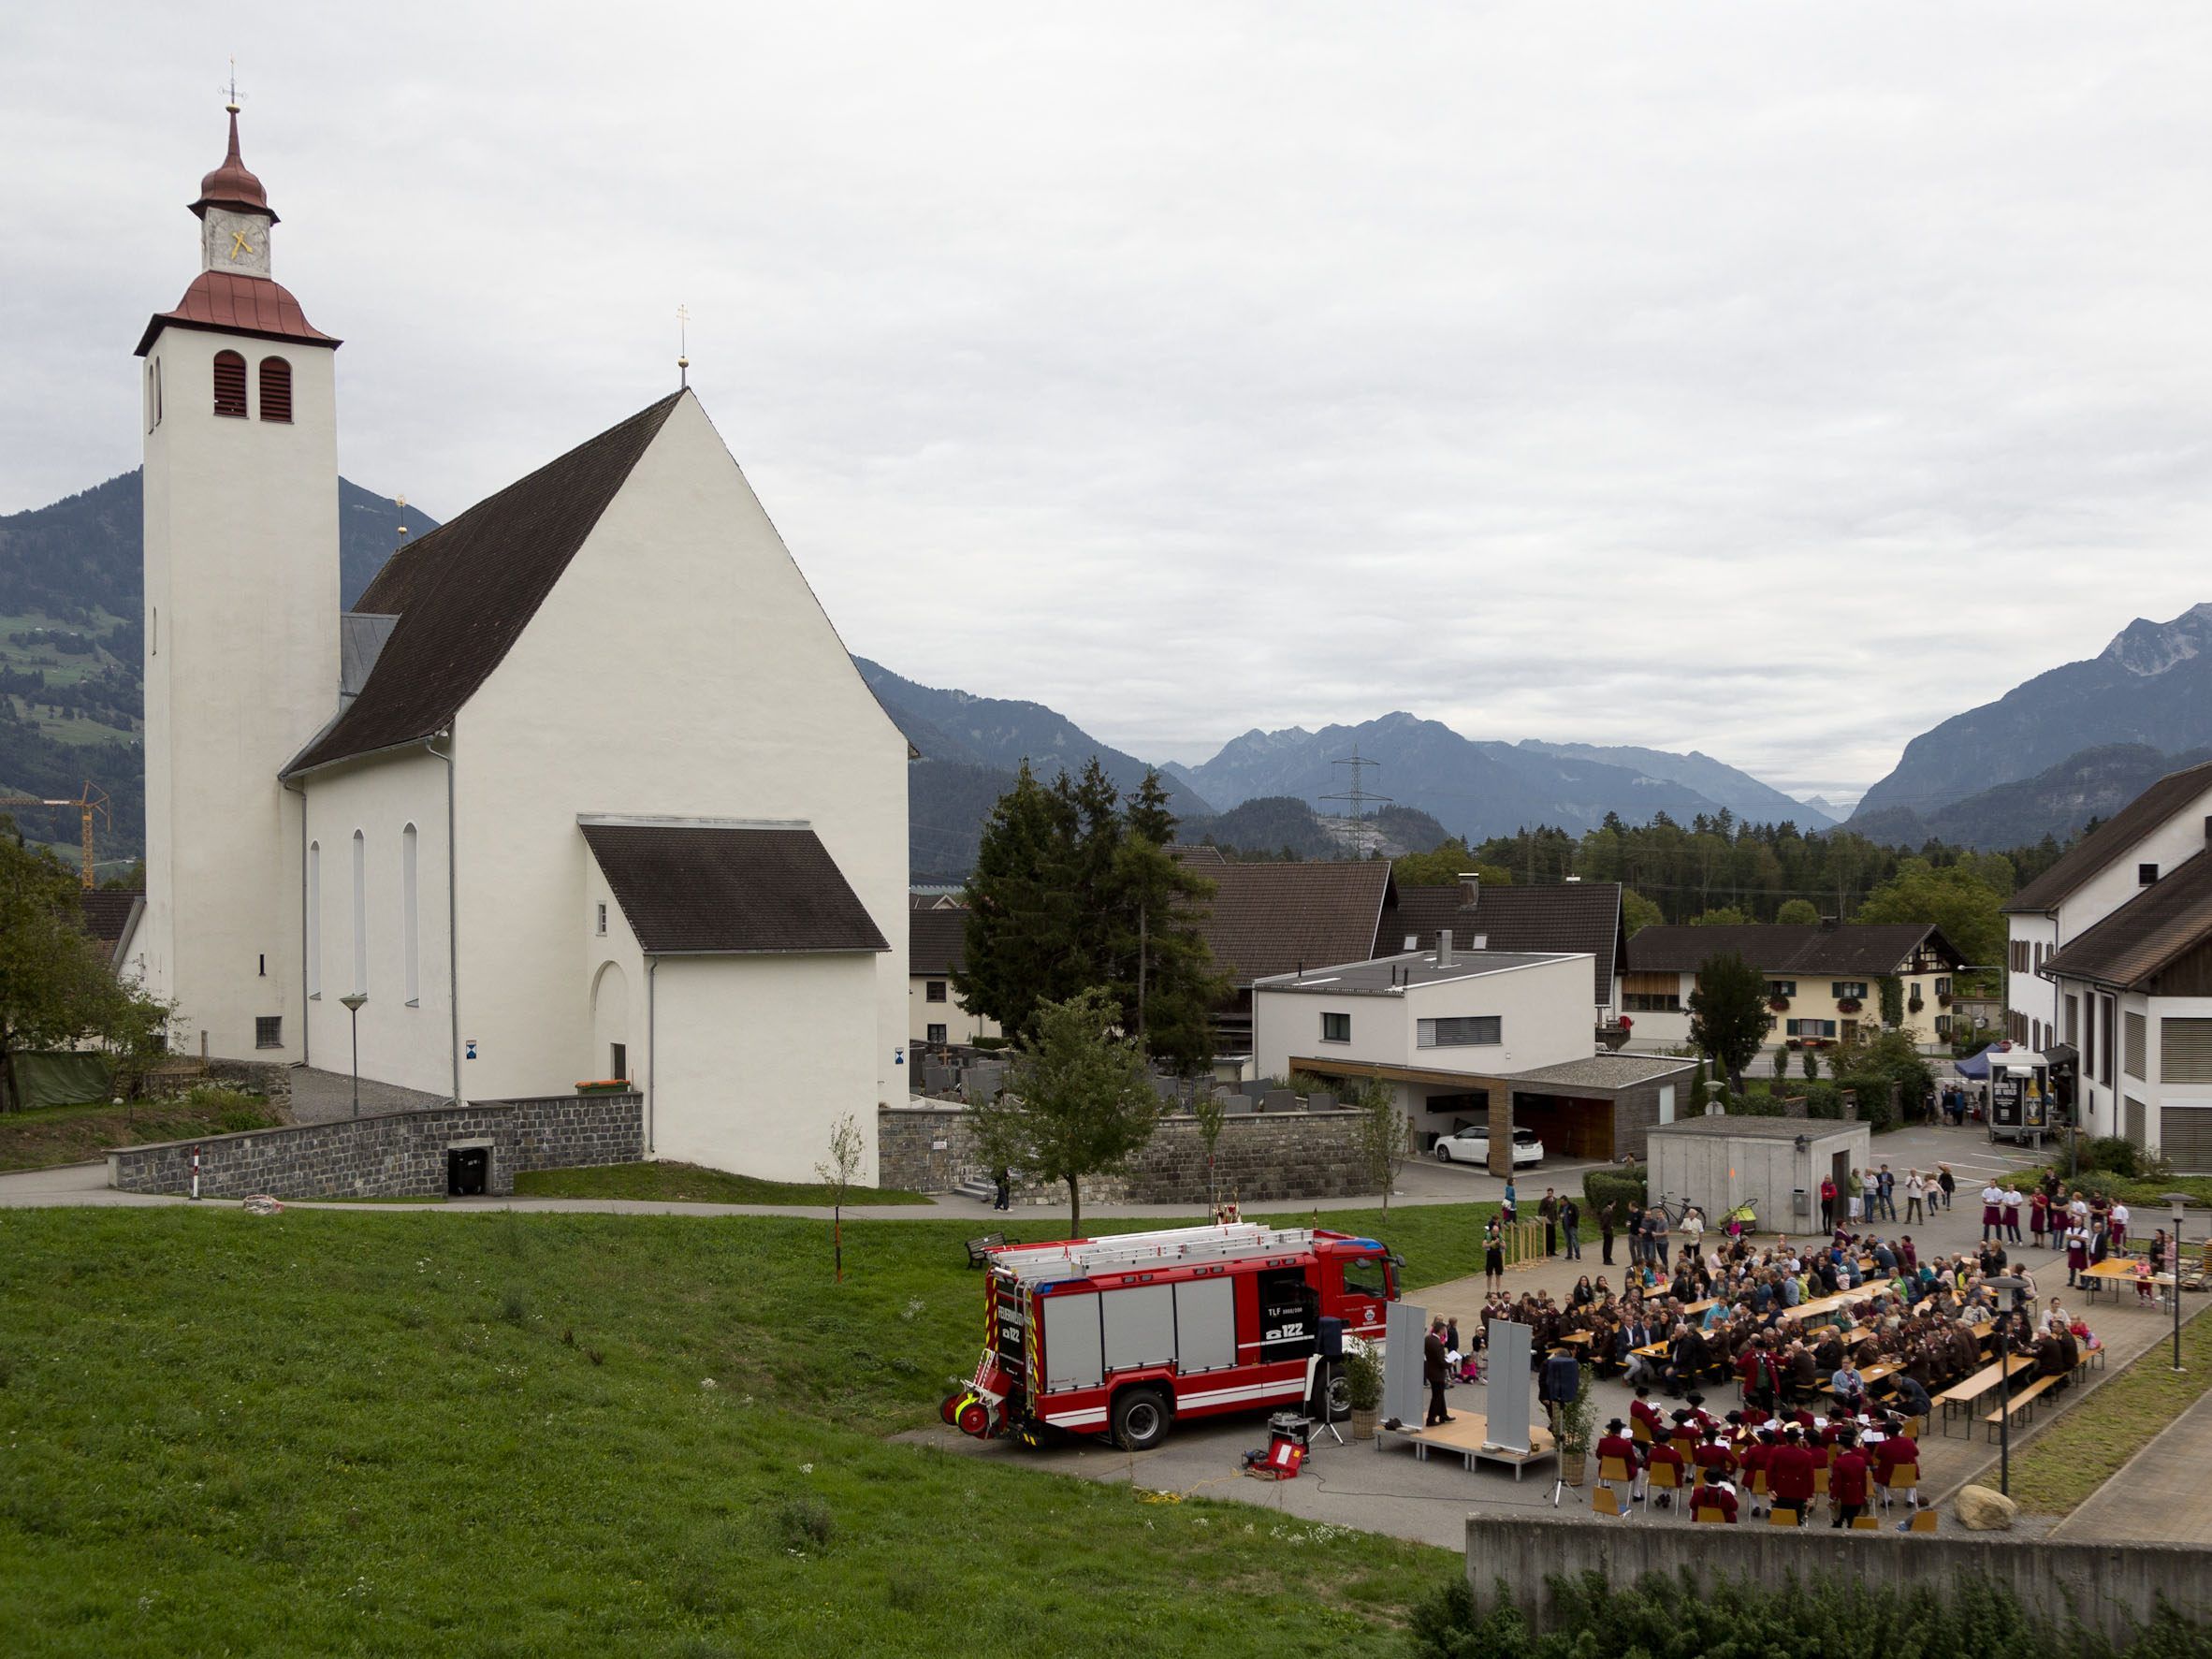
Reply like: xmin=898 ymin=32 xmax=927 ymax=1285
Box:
xmin=447 ymin=395 xmax=907 ymax=1163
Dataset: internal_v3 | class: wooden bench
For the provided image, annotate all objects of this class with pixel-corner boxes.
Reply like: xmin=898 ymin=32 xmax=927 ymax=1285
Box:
xmin=1937 ymin=1355 xmax=2032 ymax=1434
xmin=1983 ymin=1375 xmax=2059 ymax=1439
xmin=965 ymin=1232 xmax=1016 ymax=1268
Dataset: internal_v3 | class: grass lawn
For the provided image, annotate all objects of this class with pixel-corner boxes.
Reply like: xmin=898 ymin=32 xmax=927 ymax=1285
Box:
xmin=514 ymin=1161 xmax=930 ymax=1206
xmin=0 ymin=1201 xmax=1491 ymax=1654
xmin=0 ymin=1092 xmax=284 ymax=1173
xmin=2005 ymin=1300 xmax=2212 ymax=1514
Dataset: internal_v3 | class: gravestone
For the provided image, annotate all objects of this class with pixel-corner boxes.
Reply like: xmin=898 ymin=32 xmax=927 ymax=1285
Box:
xmin=1308 ymin=1091 xmax=1337 ymax=1113
xmin=1222 ymin=1094 xmax=1255 ymax=1115
xmin=1260 ymin=1088 xmax=1298 ymax=1114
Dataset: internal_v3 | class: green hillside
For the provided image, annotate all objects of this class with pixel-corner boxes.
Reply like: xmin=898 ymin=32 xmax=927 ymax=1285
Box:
xmin=0 ymin=472 xmax=429 ymax=867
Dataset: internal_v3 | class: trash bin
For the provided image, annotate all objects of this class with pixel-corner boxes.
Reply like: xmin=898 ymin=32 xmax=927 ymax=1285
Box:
xmin=1793 ymin=1187 xmax=1810 ymax=1217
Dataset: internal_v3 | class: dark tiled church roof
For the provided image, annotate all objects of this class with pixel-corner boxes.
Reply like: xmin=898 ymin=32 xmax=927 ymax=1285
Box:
xmin=580 ymin=822 xmax=888 ymax=955
xmin=286 ymin=393 xmax=683 ymax=774
xmin=910 ymin=906 xmax=969 ymax=976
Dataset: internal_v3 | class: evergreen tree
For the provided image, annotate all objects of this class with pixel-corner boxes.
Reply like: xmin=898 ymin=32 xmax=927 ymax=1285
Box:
xmin=956 ymin=763 xmax=1084 ymax=1039
xmin=1687 ymin=950 xmax=1771 ymax=1093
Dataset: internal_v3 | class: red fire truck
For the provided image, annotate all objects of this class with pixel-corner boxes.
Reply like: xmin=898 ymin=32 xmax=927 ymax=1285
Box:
xmin=941 ymin=1223 xmax=1398 ymax=1451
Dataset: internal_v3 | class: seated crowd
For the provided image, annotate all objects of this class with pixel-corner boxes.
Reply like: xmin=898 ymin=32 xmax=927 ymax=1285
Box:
xmin=1460 ymin=1224 xmax=2100 ymax=1420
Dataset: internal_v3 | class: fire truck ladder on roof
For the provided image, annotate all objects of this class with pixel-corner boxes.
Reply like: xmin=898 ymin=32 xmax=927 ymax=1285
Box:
xmin=990 ymin=1223 xmax=1331 ymax=1285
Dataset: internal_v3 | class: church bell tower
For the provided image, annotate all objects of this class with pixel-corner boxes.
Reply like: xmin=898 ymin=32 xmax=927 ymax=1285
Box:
xmin=136 ymin=99 xmax=342 ymax=1062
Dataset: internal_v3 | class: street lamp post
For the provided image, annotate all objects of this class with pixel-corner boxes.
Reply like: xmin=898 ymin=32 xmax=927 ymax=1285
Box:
xmin=1984 ymin=1275 xmax=2030 ymax=1496
xmin=339 ymin=993 xmax=368 ymax=1118
xmin=2164 ymin=1196 xmax=2192 ymax=1374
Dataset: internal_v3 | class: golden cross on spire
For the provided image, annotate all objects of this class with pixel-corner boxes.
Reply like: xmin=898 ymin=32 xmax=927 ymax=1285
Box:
xmin=221 ymin=55 xmax=245 ymax=114
xmin=677 ymin=303 xmax=691 ymax=389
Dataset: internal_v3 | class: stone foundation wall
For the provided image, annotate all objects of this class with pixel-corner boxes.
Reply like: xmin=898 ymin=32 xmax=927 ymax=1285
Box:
xmin=138 ymin=1057 xmax=297 ymax=1108
xmin=107 ymin=1092 xmax=643 ymax=1200
xmin=879 ymin=1101 xmax=1372 ymax=1204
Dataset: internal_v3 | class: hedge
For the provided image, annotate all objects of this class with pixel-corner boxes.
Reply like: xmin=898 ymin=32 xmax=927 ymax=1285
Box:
xmin=1582 ymin=1169 xmax=1646 ymax=1216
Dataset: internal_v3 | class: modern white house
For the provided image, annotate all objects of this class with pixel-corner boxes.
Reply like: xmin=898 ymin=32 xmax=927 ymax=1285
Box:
xmin=2004 ymin=758 xmax=2212 ymax=1168
xmin=124 ymin=105 xmax=909 ymax=1182
xmin=1252 ymin=932 xmax=1694 ymax=1165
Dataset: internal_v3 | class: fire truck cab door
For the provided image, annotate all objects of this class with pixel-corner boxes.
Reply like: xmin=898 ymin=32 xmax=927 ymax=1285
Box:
xmin=1256 ymin=1266 xmax=1319 ymax=1364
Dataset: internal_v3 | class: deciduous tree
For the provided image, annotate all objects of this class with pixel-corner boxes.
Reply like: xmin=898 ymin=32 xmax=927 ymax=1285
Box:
xmin=973 ymin=988 xmax=1157 ymax=1234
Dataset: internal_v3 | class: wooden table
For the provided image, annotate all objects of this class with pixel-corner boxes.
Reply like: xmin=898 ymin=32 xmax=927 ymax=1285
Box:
xmin=1936 ymin=1353 xmax=2036 ymax=1434
xmin=2080 ymin=1259 xmax=2176 ymax=1302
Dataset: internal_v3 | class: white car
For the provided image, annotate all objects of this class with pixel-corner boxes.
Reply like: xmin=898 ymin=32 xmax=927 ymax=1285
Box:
xmin=1433 ymin=1127 xmax=1544 ymax=1168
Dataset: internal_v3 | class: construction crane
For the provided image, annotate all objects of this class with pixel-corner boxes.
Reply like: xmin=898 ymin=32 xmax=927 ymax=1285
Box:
xmin=0 ymin=781 xmax=111 ymax=888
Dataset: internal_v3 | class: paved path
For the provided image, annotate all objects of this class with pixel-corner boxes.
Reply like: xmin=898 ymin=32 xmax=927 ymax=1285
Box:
xmin=2051 ymin=1373 xmax=2212 ymax=1546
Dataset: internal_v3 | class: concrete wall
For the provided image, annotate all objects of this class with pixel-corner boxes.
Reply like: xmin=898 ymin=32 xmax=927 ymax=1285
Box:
xmin=107 ymin=1092 xmax=642 ymax=1200
xmin=1649 ymin=1125 xmax=1867 ymax=1230
xmin=1463 ymin=1512 xmax=2212 ymax=1652
xmin=878 ymin=1100 xmax=1372 ymax=1206
xmin=653 ymin=953 xmax=881 ymax=1184
xmin=301 ymin=749 xmax=454 ymax=1096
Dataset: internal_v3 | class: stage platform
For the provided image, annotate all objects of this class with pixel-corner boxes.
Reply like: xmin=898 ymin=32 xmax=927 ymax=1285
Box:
xmin=1375 ymin=1414 xmax=1556 ymax=1479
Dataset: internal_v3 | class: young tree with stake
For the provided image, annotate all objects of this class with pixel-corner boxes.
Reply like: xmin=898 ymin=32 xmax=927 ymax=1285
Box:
xmin=815 ymin=1112 xmax=866 ymax=1283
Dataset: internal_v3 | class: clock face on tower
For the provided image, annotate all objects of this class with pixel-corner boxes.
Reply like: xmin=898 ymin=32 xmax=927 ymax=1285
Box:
xmin=202 ymin=208 xmax=271 ymax=277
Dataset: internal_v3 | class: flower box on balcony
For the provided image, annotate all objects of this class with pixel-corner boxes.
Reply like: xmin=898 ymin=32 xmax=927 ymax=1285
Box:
xmin=574 ymin=1079 xmax=631 ymax=1095
xmin=1835 ymin=997 xmax=1863 ymax=1014
xmin=1768 ymin=997 xmax=1791 ymax=1013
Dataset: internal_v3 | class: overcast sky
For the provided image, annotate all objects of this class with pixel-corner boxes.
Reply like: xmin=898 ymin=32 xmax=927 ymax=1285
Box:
xmin=7 ymin=4 xmax=2211 ymax=807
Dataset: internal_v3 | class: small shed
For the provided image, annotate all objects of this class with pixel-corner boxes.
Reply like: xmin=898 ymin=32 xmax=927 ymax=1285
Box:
xmin=1646 ymin=1114 xmax=1870 ymax=1234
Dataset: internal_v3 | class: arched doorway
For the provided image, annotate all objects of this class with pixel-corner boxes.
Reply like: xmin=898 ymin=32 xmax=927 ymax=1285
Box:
xmin=591 ymin=960 xmax=631 ymax=1083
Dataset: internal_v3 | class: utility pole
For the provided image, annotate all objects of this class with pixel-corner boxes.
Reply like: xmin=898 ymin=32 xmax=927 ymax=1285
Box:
xmin=1321 ymin=745 xmax=1392 ymax=857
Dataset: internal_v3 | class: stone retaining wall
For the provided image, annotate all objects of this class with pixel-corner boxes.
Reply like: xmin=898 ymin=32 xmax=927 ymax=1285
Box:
xmin=107 ymin=1093 xmax=643 ymax=1200
xmin=138 ymin=1057 xmax=296 ymax=1107
xmin=1463 ymin=1513 xmax=2211 ymax=1652
xmin=879 ymin=1100 xmax=1372 ymax=1204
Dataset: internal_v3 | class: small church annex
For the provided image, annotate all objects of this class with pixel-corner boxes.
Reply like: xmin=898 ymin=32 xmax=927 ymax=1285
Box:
xmin=124 ymin=105 xmax=910 ymax=1182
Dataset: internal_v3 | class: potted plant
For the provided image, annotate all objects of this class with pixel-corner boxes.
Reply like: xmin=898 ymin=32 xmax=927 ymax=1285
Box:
xmin=1836 ymin=997 xmax=1863 ymax=1014
xmin=1554 ymin=1362 xmax=1597 ymax=1485
xmin=1937 ymin=991 xmax=1955 ymax=1009
xmin=1768 ymin=995 xmax=1791 ymax=1013
xmin=574 ymin=1078 xmax=630 ymax=1095
xmin=1343 ymin=1344 xmax=1383 ymax=1442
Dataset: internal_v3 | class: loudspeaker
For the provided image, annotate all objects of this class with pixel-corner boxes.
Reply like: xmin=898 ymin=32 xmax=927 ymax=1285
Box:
xmin=1317 ymin=1316 xmax=1346 ymax=1360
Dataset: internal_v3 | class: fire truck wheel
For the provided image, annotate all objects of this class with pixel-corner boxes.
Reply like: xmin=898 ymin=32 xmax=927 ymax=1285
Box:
xmin=1113 ymin=1387 xmax=1171 ymax=1452
xmin=939 ymin=1393 xmax=959 ymax=1425
xmin=1325 ymin=1371 xmax=1352 ymax=1422
xmin=956 ymin=1399 xmax=991 ymax=1437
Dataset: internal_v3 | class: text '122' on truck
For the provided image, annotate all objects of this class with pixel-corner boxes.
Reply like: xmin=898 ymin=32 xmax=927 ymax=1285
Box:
xmin=942 ymin=1223 xmax=1399 ymax=1451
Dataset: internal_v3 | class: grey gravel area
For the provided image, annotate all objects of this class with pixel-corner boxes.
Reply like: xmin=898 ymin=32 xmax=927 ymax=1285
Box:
xmin=284 ymin=1067 xmax=450 ymax=1125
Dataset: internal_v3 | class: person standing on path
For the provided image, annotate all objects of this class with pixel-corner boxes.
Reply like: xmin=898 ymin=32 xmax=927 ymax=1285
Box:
xmin=1649 ymin=1208 xmax=1671 ymax=1271
xmin=1903 ymin=1170 xmax=1926 ymax=1225
xmin=1877 ymin=1165 xmax=1897 ymax=1222
xmin=1562 ymin=1194 xmax=1582 ymax=1260
xmin=1981 ymin=1181 xmax=2005 ymax=1242
xmin=2002 ymin=1184 xmax=2025 ymax=1246
xmin=1483 ymin=1216 xmax=1506 ymax=1292
xmin=1847 ymin=1168 xmax=1865 ymax=1224
xmin=1502 ymin=1176 xmax=1518 ymax=1224
xmin=1818 ymin=1174 xmax=1837 ymax=1233
xmin=1539 ymin=1188 xmax=1560 ymax=1256
xmin=1598 ymin=1200 xmax=1617 ymax=1266
xmin=2063 ymin=1219 xmax=2091 ymax=1288
xmin=1937 ymin=1164 xmax=1955 ymax=1211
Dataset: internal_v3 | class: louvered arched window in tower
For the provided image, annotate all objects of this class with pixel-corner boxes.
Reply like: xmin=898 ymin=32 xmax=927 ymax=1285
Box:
xmin=212 ymin=350 xmax=248 ymax=417
xmin=259 ymin=357 xmax=292 ymax=423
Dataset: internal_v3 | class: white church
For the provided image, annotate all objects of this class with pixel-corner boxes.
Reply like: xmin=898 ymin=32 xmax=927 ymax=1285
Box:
xmin=123 ymin=106 xmax=910 ymax=1182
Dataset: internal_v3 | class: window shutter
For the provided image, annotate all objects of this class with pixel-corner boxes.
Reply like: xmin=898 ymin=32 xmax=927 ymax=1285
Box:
xmin=212 ymin=350 xmax=248 ymax=416
xmin=259 ymin=357 xmax=293 ymax=423
xmin=2124 ymin=1011 xmax=2147 ymax=1080
xmin=2161 ymin=1105 xmax=2212 ymax=1172
xmin=2162 ymin=1018 xmax=2212 ymax=1084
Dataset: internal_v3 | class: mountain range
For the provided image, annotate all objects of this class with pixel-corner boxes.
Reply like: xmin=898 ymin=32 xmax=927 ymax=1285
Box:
xmin=11 ymin=463 xmax=2208 ymax=878
xmin=1853 ymin=604 xmax=2212 ymax=828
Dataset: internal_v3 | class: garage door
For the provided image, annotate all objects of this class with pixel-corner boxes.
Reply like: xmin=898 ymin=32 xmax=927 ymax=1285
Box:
xmin=2162 ymin=1105 xmax=2212 ymax=1174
